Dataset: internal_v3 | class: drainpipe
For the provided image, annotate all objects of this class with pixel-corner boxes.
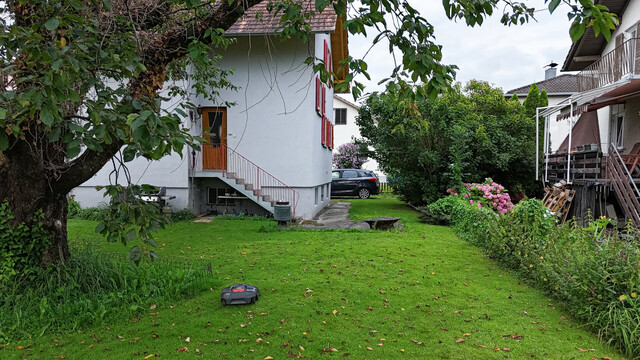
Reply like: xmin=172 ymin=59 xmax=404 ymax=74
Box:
xmin=544 ymin=114 xmax=550 ymax=182
xmin=567 ymin=102 xmax=573 ymax=183
xmin=535 ymin=106 xmax=556 ymax=181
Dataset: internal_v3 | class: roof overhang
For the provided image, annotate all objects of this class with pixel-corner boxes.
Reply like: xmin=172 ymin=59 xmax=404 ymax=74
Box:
xmin=561 ymin=0 xmax=631 ymax=71
xmin=538 ymin=80 xmax=628 ymax=118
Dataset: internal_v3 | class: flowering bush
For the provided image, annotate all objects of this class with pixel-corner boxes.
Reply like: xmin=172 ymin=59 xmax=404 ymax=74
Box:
xmin=447 ymin=178 xmax=513 ymax=214
xmin=333 ymin=143 xmax=367 ymax=169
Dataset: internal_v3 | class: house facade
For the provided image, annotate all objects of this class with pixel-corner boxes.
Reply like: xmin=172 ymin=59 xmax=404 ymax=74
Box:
xmin=70 ymin=1 xmax=349 ymax=220
xmin=539 ymin=0 xmax=640 ymax=226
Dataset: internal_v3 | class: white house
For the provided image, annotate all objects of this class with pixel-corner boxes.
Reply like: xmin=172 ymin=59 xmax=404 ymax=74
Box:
xmin=538 ymin=0 xmax=640 ymax=225
xmin=333 ymin=94 xmax=386 ymax=181
xmin=70 ymin=0 xmax=350 ymax=220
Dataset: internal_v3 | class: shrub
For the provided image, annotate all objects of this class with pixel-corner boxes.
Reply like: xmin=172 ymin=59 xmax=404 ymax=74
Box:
xmin=445 ymin=199 xmax=640 ymax=357
xmin=0 ymin=243 xmax=212 ymax=342
xmin=448 ymin=178 xmax=514 ymax=214
xmin=169 ymin=209 xmax=196 ymax=222
xmin=333 ymin=143 xmax=367 ymax=169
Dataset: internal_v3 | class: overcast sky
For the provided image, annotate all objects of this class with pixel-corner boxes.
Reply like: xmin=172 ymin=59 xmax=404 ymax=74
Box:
xmin=346 ymin=0 xmax=576 ymax=99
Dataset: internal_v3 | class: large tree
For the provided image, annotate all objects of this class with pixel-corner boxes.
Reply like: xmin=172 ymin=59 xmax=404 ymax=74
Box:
xmin=0 ymin=0 xmax=617 ymax=270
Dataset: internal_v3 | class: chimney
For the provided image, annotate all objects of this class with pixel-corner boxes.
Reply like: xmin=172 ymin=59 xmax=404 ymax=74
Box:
xmin=544 ymin=61 xmax=558 ymax=80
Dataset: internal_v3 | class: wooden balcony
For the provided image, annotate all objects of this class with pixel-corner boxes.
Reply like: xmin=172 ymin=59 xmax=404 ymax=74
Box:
xmin=576 ymin=37 xmax=639 ymax=92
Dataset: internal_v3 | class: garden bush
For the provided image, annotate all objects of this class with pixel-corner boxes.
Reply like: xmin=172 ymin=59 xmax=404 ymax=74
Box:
xmin=445 ymin=198 xmax=640 ymax=357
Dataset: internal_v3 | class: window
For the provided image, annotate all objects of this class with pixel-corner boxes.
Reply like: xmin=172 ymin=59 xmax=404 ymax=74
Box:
xmin=610 ymin=104 xmax=625 ymax=148
xmin=321 ymin=185 xmax=325 ymax=201
xmin=206 ymin=110 xmax=224 ymax=146
xmin=342 ymin=170 xmax=358 ymax=178
xmin=335 ymin=108 xmax=347 ymax=125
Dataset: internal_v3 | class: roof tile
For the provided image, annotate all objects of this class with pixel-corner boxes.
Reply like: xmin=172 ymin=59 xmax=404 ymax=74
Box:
xmin=505 ymin=74 xmax=578 ymax=96
xmin=227 ymin=0 xmax=337 ymax=35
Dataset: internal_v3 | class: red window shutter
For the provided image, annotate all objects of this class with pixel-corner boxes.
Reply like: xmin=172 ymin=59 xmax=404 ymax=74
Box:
xmin=315 ymin=76 xmax=321 ymax=114
xmin=328 ymin=53 xmax=332 ymax=88
xmin=321 ymin=85 xmax=326 ymax=116
xmin=321 ymin=116 xmax=326 ymax=147
xmin=324 ymin=40 xmax=328 ymax=69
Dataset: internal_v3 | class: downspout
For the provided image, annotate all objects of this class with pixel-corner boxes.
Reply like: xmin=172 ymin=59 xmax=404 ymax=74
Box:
xmin=567 ymin=102 xmax=573 ymax=183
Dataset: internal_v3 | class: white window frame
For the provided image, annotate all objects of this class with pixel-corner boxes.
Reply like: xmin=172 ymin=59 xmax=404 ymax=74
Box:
xmin=334 ymin=108 xmax=347 ymax=125
xmin=610 ymin=103 xmax=625 ymax=149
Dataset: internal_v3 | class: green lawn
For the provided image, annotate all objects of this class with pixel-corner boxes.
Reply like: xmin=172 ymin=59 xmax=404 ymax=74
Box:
xmin=1 ymin=198 xmax=626 ymax=359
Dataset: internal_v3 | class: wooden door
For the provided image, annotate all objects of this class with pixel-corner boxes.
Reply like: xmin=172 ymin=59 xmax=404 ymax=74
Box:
xmin=202 ymin=108 xmax=227 ymax=170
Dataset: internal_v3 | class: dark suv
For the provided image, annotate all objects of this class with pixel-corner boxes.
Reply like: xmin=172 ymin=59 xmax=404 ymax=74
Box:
xmin=331 ymin=169 xmax=380 ymax=199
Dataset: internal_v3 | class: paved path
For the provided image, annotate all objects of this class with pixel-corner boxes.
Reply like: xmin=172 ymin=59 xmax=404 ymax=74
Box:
xmin=301 ymin=202 xmax=371 ymax=230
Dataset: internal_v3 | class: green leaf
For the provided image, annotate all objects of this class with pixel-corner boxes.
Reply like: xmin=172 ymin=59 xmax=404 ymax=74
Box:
xmin=126 ymin=228 xmax=136 ymax=241
xmin=0 ymin=108 xmax=6 ymax=120
xmin=0 ymin=133 xmax=8 ymax=151
xmin=548 ymin=0 xmax=561 ymax=14
xmin=95 ymin=223 xmax=106 ymax=233
xmin=569 ymin=21 xmax=586 ymax=41
xmin=44 ymin=18 xmax=60 ymax=31
xmin=40 ymin=107 xmax=55 ymax=126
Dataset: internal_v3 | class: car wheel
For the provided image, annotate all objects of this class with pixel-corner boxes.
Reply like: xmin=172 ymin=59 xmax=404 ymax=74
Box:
xmin=358 ymin=188 xmax=371 ymax=199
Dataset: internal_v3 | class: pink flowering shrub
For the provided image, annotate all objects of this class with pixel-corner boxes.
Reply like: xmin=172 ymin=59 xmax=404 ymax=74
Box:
xmin=447 ymin=178 xmax=514 ymax=214
xmin=333 ymin=143 xmax=367 ymax=169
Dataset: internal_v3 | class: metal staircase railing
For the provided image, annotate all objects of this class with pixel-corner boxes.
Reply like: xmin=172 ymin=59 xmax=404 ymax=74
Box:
xmin=201 ymin=144 xmax=299 ymax=218
xmin=606 ymin=144 xmax=640 ymax=226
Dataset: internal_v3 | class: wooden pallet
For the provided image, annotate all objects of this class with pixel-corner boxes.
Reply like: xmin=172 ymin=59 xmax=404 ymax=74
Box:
xmin=543 ymin=185 xmax=576 ymax=224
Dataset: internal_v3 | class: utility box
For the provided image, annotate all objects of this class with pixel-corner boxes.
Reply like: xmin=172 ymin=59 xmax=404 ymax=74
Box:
xmin=273 ymin=201 xmax=291 ymax=226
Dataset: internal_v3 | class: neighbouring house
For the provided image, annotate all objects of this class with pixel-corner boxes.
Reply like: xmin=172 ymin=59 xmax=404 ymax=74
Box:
xmin=505 ymin=65 xmax=579 ymax=152
xmin=70 ymin=0 xmax=349 ymax=220
xmin=332 ymin=94 xmax=387 ymax=181
xmin=537 ymin=0 xmax=640 ymax=226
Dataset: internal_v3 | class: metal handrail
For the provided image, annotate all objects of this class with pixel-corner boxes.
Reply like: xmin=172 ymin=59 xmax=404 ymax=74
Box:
xmin=577 ymin=37 xmax=638 ymax=92
xmin=200 ymin=143 xmax=299 ymax=217
xmin=610 ymin=144 xmax=640 ymax=199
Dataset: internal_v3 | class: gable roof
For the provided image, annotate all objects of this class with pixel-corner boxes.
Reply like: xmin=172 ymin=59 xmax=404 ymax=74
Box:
xmin=334 ymin=94 xmax=360 ymax=110
xmin=561 ymin=0 xmax=631 ymax=71
xmin=227 ymin=0 xmax=337 ymax=35
xmin=505 ymin=74 xmax=578 ymax=97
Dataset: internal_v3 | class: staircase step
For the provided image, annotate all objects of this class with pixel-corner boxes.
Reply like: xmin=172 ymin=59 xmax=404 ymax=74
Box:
xmin=262 ymin=194 xmax=272 ymax=202
xmin=226 ymin=172 xmax=237 ymax=179
xmin=245 ymin=184 xmax=254 ymax=191
xmin=235 ymin=178 xmax=244 ymax=185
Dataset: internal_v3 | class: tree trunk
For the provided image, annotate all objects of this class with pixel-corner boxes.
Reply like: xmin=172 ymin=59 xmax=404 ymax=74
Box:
xmin=0 ymin=142 xmax=70 ymax=265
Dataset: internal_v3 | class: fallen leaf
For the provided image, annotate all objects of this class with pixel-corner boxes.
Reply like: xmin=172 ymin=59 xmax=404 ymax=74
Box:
xmin=328 ymin=347 xmax=338 ymax=352
xmin=478 ymin=345 xmax=486 ymax=348
xmin=150 ymin=304 xmax=157 ymax=310
xmin=185 ymin=337 xmax=191 ymax=343
xmin=177 ymin=347 xmax=188 ymax=352
xmin=298 ymin=345 xmax=305 ymax=351
xmin=144 ymin=355 xmax=154 ymax=360
xmin=256 ymin=338 xmax=263 ymax=343
xmin=264 ymin=357 xmax=274 ymax=360
xmin=260 ymin=312 xmax=268 ymax=316
xmin=332 ymin=310 xmax=338 ymax=315
xmin=241 ymin=324 xmax=247 ymax=328
xmin=195 ymin=348 xmax=201 ymax=354
xmin=455 ymin=339 xmax=465 ymax=343
xmin=503 ymin=347 xmax=511 ymax=352
xmin=463 ymin=333 xmax=470 ymax=336
xmin=380 ymin=291 xmax=386 ymax=294
xmin=281 ymin=319 xmax=286 ymax=324
xmin=366 ymin=347 xmax=373 ymax=351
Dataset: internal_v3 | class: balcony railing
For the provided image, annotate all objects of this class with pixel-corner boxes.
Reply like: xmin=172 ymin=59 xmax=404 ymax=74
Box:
xmin=576 ymin=37 xmax=639 ymax=92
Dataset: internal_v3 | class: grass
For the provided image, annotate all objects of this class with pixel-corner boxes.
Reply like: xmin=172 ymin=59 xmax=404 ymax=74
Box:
xmin=0 ymin=198 xmax=627 ymax=359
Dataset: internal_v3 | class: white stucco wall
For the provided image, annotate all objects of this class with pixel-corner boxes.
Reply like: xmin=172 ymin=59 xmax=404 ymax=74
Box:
xmin=602 ymin=1 xmax=640 ymax=55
